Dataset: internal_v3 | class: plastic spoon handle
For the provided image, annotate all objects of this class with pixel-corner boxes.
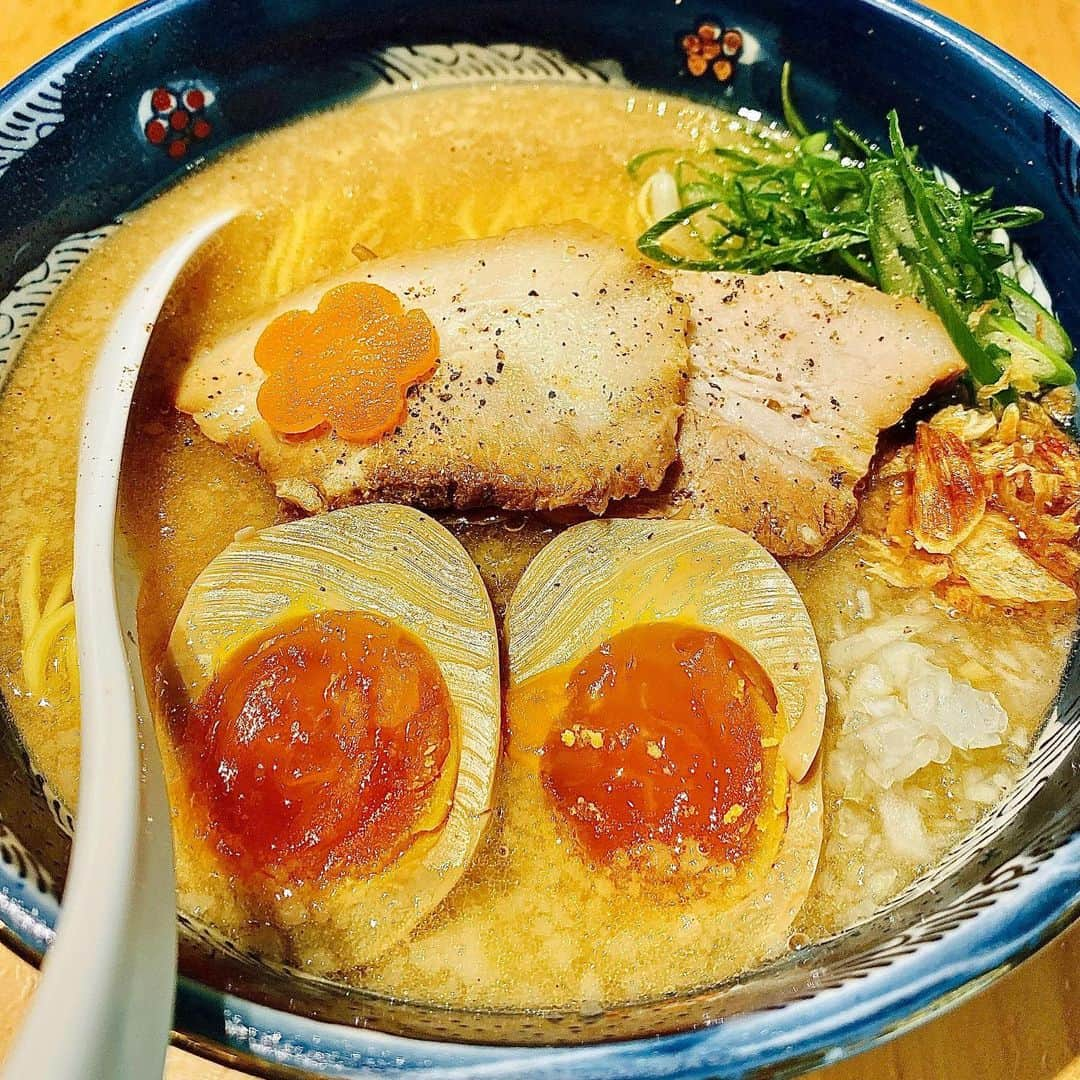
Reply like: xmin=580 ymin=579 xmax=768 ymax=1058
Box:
xmin=3 ymin=208 xmax=238 ymax=1080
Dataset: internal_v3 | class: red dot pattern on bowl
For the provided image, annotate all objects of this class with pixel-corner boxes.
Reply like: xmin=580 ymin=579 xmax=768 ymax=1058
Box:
xmin=680 ymin=22 xmax=743 ymax=82
xmin=143 ymin=83 xmax=213 ymax=158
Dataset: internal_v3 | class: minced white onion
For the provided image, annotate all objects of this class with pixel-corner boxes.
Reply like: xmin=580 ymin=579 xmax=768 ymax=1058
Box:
xmin=830 ymin=637 xmax=1007 ymax=790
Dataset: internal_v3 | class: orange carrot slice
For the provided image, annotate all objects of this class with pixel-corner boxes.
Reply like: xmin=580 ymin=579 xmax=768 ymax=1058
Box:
xmin=255 ymin=282 xmax=438 ymax=445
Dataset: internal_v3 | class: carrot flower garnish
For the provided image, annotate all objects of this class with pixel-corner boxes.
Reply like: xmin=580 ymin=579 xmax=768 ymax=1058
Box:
xmin=254 ymin=282 xmax=439 ymax=445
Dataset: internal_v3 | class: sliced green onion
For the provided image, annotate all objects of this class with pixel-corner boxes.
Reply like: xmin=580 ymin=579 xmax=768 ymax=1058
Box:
xmin=780 ymin=62 xmax=809 ymax=139
xmin=626 ymin=147 xmax=677 ymax=179
xmin=917 ymin=264 xmax=1003 ymax=386
xmin=867 ymin=166 xmax=921 ymax=296
xmin=978 ymin=308 xmax=1076 ymax=387
xmin=999 ymin=274 xmax=1074 ymax=360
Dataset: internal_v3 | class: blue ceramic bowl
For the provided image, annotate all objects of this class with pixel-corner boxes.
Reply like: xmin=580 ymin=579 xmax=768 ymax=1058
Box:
xmin=0 ymin=1 xmax=1078 ymax=1076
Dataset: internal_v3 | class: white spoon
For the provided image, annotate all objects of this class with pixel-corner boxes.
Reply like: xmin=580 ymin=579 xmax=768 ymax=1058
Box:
xmin=4 ymin=208 xmax=239 ymax=1080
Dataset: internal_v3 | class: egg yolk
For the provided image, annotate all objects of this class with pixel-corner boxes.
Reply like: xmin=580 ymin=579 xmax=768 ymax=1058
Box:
xmin=539 ymin=622 xmax=774 ymax=866
xmin=183 ymin=610 xmax=452 ymax=884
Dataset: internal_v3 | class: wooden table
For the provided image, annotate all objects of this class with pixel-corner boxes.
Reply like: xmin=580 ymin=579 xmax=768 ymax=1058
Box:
xmin=1 ymin=2 xmax=1078 ymax=1078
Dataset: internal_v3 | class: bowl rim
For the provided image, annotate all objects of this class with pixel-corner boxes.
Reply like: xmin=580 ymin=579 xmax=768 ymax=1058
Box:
xmin=0 ymin=0 xmax=1078 ymax=1076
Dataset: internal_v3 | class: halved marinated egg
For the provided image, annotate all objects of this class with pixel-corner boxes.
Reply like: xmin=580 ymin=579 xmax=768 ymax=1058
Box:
xmin=165 ymin=504 xmax=499 ymax=967
xmin=506 ymin=518 xmax=825 ymax=949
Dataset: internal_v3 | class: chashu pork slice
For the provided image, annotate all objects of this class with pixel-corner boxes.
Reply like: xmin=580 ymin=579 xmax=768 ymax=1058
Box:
xmin=177 ymin=224 xmax=689 ymax=515
xmin=670 ymin=270 xmax=966 ymax=557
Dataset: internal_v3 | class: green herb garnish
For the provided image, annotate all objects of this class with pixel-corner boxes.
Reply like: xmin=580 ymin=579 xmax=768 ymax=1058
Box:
xmin=632 ymin=63 xmax=1074 ymax=395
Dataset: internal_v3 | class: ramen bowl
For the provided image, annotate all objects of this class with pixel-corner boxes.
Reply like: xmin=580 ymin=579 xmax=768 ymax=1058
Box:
xmin=0 ymin=0 xmax=1077 ymax=1076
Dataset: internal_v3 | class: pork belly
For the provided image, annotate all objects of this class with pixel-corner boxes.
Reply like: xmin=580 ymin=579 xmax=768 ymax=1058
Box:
xmin=669 ymin=270 xmax=966 ymax=557
xmin=177 ymin=224 xmax=689 ymax=515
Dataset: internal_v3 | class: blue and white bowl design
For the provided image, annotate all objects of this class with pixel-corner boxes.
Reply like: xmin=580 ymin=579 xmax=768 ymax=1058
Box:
xmin=0 ymin=1 xmax=1077 ymax=1076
